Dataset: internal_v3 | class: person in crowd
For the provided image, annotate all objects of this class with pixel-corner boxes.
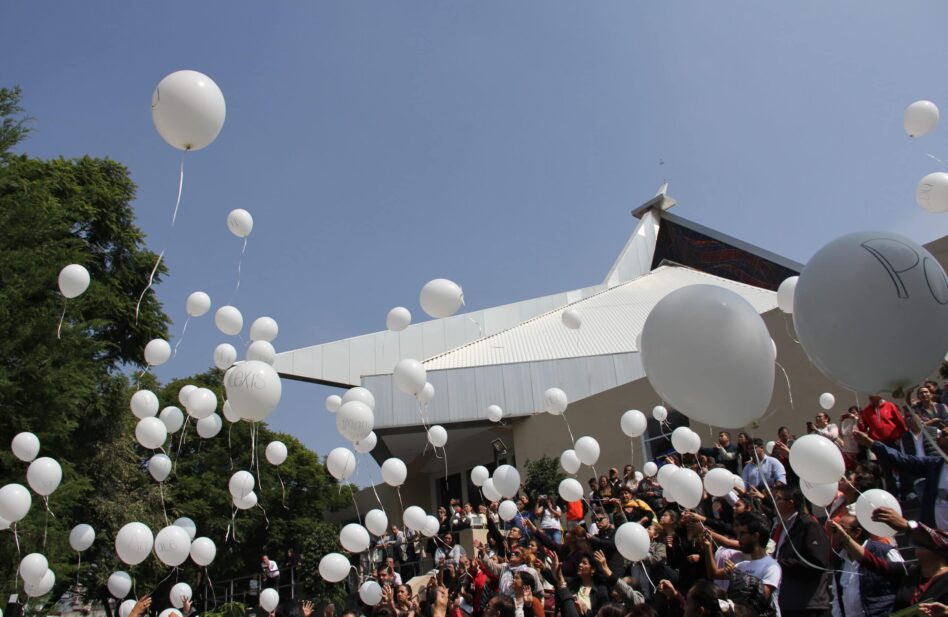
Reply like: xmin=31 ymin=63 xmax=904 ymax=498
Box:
xmin=385 ymin=557 xmax=404 ymax=585
xmin=623 ymin=464 xmax=639 ymax=490
xmin=435 ymin=532 xmax=466 ymax=567
xmin=907 ymin=384 xmax=948 ymax=425
xmin=858 ymin=394 xmax=907 ymax=450
xmin=614 ymin=485 xmax=655 ymax=527
xmin=741 ymin=438 xmax=787 ymax=491
xmin=724 ymin=512 xmax=781 ymax=616
xmin=261 ymin=554 xmax=280 ymax=589
xmin=771 ymin=485 xmax=832 ymax=617
xmin=827 ymin=513 xmax=902 ymax=617
xmin=736 ymin=432 xmax=754 ymax=470
xmin=812 ymin=411 xmax=839 ymax=442
xmin=700 ymin=431 xmax=740 ymax=474
xmin=565 ymin=495 xmax=586 ymax=531
xmin=534 ymin=494 xmax=564 ymax=543
xmin=838 ymin=407 xmax=862 ymax=470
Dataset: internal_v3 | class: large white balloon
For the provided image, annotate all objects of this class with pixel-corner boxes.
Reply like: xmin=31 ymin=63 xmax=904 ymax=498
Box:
xmin=794 ymin=231 xmax=948 ymax=394
xmin=904 ymin=100 xmax=939 ymax=138
xmin=265 ymin=441 xmax=288 ymax=465
xmin=19 ymin=553 xmax=48 ymax=586
xmin=340 ymin=523 xmax=371 ymax=553
xmin=342 ymin=387 xmax=376 ymax=410
xmin=250 ymin=316 xmax=278 ymax=342
xmin=178 ymin=384 xmax=197 ymax=407
xmin=789 ymin=435 xmax=845 ymax=484
xmin=487 ymin=404 xmax=504 ymax=423
xmin=227 ymin=209 xmax=254 ymax=239
xmin=558 ymin=478 xmax=583 ymax=503
xmin=419 ymin=279 xmax=464 ymax=318
xmin=0 ymin=484 xmax=31 ymax=522
xmin=148 ymin=453 xmax=172 ymax=482
xmin=652 ymin=405 xmax=667 ymax=422
xmin=213 ymin=343 xmax=237 ymax=370
xmin=801 ymin=479 xmax=838 ymax=508
xmin=656 ymin=464 xmax=679 ymax=488
xmin=337 ymin=400 xmax=374 ymax=442
xmin=186 ymin=291 xmax=211 ymax=317
xmin=574 ymin=436 xmax=600 ymax=466
xmin=151 ymin=70 xmax=226 ymax=151
xmin=115 ymin=522 xmax=154 ymax=566
xmin=107 ymin=571 xmax=132 ymax=598
xmin=403 ymin=506 xmax=427 ymax=531
xmin=224 ymin=361 xmax=282 ymax=422
xmin=215 ymin=305 xmax=243 ymax=336
xmin=642 ymin=462 xmax=658 ymax=477
xmin=186 ymin=387 xmax=217 ymax=419
xmin=615 ymin=522 xmax=651 ymax=562
xmin=222 ymin=400 xmax=240 ymax=423
xmin=69 ymin=524 xmax=95 ymax=552
xmin=196 ymin=414 xmax=222 ymax=438
xmin=381 ymin=458 xmax=407 ymax=486
xmin=130 ymin=390 xmax=160 ymax=419
xmin=327 ymin=448 xmax=357 ymax=481
xmin=560 ymin=449 xmax=581 ymax=474
xmin=354 ymin=432 xmax=377 ymax=454
xmin=704 ymin=468 xmax=736 ymax=497
xmin=144 ymin=339 xmax=171 ymax=366
xmin=493 ymin=465 xmax=521 ymax=498
xmin=365 ymin=509 xmax=388 ymax=536
xmin=544 ymin=388 xmax=568 ymax=415
xmin=669 ymin=468 xmax=703 ymax=509
xmin=135 ymin=417 xmax=167 ymax=449
xmin=671 ymin=427 xmax=701 ymax=455
xmin=386 ymin=307 xmax=412 ymax=332
xmin=58 ymin=264 xmax=90 ymax=299
xmin=917 ymin=172 xmax=948 ymax=214
xmin=319 ymin=553 xmax=351 ymax=583
xmin=170 ymin=582 xmax=192 ymax=609
xmin=855 ymin=489 xmax=902 ymax=537
xmin=482 ymin=479 xmax=503 ymax=503
xmin=427 ymin=425 xmax=448 ymax=448
xmin=154 ymin=525 xmax=191 ymax=567
xmin=11 ymin=432 xmax=40 ymax=462
xmin=641 ymin=285 xmax=775 ymax=428
xmin=24 ymin=568 xmax=54 ymax=598
xmin=229 ymin=470 xmax=255 ymax=498
xmin=777 ymin=276 xmax=798 ymax=314
xmin=561 ymin=308 xmax=582 ymax=329
xmin=246 ymin=340 xmax=276 ymax=365
xmin=470 ymin=465 xmax=489 ymax=487
xmin=173 ymin=517 xmax=197 ymax=541
xmin=417 ymin=382 xmax=435 ymax=404
xmin=620 ymin=410 xmax=647 ymax=438
xmin=498 ymin=500 xmax=518 ymax=522
xmin=325 ymin=394 xmax=342 ymax=413
xmin=233 ymin=491 xmax=258 ymax=510
xmin=393 ymin=359 xmax=427 ymax=396
xmin=360 ymin=581 xmax=383 ymax=606
xmin=260 ymin=589 xmax=279 ymax=612
xmin=819 ymin=393 xmax=836 ymax=411
xmin=159 ymin=406 xmax=185 ymax=433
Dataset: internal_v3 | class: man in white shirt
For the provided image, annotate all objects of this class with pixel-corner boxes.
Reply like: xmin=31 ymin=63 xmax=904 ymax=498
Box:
xmin=434 ymin=532 xmax=466 ymax=567
xmin=713 ymin=512 xmax=782 ymax=616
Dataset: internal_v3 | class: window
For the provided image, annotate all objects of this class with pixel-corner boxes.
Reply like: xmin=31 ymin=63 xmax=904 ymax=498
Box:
xmin=643 ymin=408 xmax=690 ymax=461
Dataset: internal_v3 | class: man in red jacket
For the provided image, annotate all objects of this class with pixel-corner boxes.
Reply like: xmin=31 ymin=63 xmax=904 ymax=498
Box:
xmin=859 ymin=394 xmax=908 ymax=494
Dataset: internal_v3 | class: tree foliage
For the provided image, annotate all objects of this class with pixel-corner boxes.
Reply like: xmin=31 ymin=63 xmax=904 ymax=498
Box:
xmin=522 ymin=456 xmax=565 ymax=501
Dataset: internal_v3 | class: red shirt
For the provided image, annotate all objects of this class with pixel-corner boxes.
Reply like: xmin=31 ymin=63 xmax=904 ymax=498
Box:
xmin=565 ymin=500 xmax=584 ymax=522
xmin=859 ymin=400 xmax=907 ymax=444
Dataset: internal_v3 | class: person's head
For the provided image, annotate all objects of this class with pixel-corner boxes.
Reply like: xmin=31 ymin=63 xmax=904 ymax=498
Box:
xmin=484 ymin=595 xmax=515 ymax=617
xmin=386 ymin=557 xmax=395 ymax=569
xmin=598 ymin=475 xmax=609 ymax=489
xmin=464 ymin=502 xmax=473 ymax=513
xmin=576 ymin=553 xmax=595 ymax=579
xmin=648 ymin=523 xmax=662 ymax=540
xmin=918 ymin=386 xmax=934 ymax=404
xmin=377 ymin=567 xmax=390 ymax=584
xmin=588 ymin=478 xmax=598 ymax=490
xmin=773 ymin=485 xmax=804 ymax=519
xmin=815 ymin=411 xmax=830 ymax=428
xmin=458 ymin=554 xmax=470 ymax=571
xmin=286 ymin=548 xmax=294 ymax=556
xmin=262 ymin=555 xmax=270 ymax=565
xmin=660 ymin=509 xmax=679 ymax=527
xmin=527 ymin=538 xmax=541 ymax=554
xmin=391 ymin=526 xmax=399 ymax=536
xmin=443 ymin=532 xmax=454 ymax=547
xmin=718 ymin=431 xmax=731 ymax=447
xmin=619 ymin=485 xmax=633 ymax=500
xmin=833 ymin=514 xmax=863 ymax=550
xmin=623 ymin=464 xmax=634 ymax=478
xmin=738 ymin=432 xmax=750 ymax=446
xmin=609 ymin=467 xmax=619 ymax=479
xmin=751 ymin=438 xmax=766 ymax=460
xmin=507 ymin=546 xmax=523 ymax=566
xmin=683 ymin=579 xmax=729 ymax=617
xmin=595 ymin=603 xmax=626 ymax=617
xmin=513 ymin=570 xmax=535 ymax=593
xmin=732 ymin=496 xmax=752 ymax=515
xmin=868 ymin=394 xmax=883 ymax=407
xmin=396 ymin=584 xmax=410 ymax=603
xmin=596 ymin=513 xmax=611 ymax=530
xmin=777 ymin=426 xmax=790 ymax=442
xmin=508 ymin=525 xmax=522 ymax=543
xmin=733 ymin=512 xmax=769 ymax=554
xmin=438 ymin=506 xmax=447 ymax=518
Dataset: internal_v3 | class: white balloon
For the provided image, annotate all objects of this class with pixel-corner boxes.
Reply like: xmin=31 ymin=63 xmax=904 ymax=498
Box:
xmin=174 ymin=517 xmax=197 ymax=541
xmin=343 ymin=387 xmax=376 ymax=410
xmin=0 ymin=484 xmax=31 ymax=522
xmin=487 ymin=404 xmax=504 ymax=423
xmin=419 ymin=278 xmax=464 ymax=319
xmin=250 ymin=316 xmax=278 ymax=342
xmin=765 ymin=441 xmax=776 ymax=455
xmin=656 ymin=464 xmax=679 ymax=488
xmin=170 ymin=582 xmax=192 ymax=609
xmin=159 ymin=609 xmax=177 ymax=617
xmin=178 ymin=384 xmax=197 ymax=407
xmin=246 ymin=340 xmax=276 ymax=365
xmin=186 ymin=387 xmax=217 ymax=419
xmin=319 ymin=553 xmax=350 ymax=583
xmin=789 ymin=434 xmax=846 ymax=484
xmin=154 ymin=525 xmax=191 ymax=567
xmin=493 ymin=465 xmax=521 ymax=498
xmin=229 ymin=471 xmax=255 ymax=498
xmin=386 ymin=307 xmax=412 ymax=332
xmin=793 ymin=231 xmax=948 ymax=394
xmin=560 ymin=449 xmax=581 ymax=474
xmin=227 ymin=209 xmax=254 ymax=239
xmin=130 ymin=390 xmax=160 ymax=419
xmin=470 ymin=465 xmax=489 ymax=488
xmin=11 ymin=432 xmax=40 ymax=463
xmin=916 ymin=172 xmax=948 ymax=213
xmin=152 ymin=70 xmax=226 ymax=151
xmin=144 ymin=339 xmax=171 ymax=366
xmin=266 ymin=441 xmax=288 ymax=465
xmin=558 ymin=478 xmax=583 ymax=503
xmin=19 ymin=553 xmax=48 ymax=586
xmin=365 ymin=509 xmax=388 ymax=536
xmin=417 ymin=382 xmax=435 ymax=404
xmin=641 ymin=285 xmax=775 ymax=428
xmin=159 ymin=406 xmax=184 ymax=433
xmin=213 ymin=343 xmax=237 ymax=370
xmin=498 ymin=500 xmax=518 ymax=521
xmin=904 ymin=100 xmax=939 ymax=138
xmin=354 ymin=432 xmax=377 ymax=454
xmin=381 ymin=458 xmax=407 ymax=486
xmin=801 ymin=479 xmax=838 ymax=508
xmin=561 ymin=308 xmax=582 ymax=329
xmin=58 ymin=264 xmax=90 ymax=299
xmin=107 ymin=571 xmax=132 ymax=598
xmin=634 ymin=471 xmax=644 ymax=482
xmin=337 ymin=400 xmax=374 ymax=442
xmin=327 ymin=448 xmax=357 ymax=481
xmin=620 ymin=410 xmax=647 ymax=438
xmin=222 ymin=401 xmax=240 ymax=423
xmin=120 ymin=599 xmax=137 ymax=617
xmin=215 ymin=305 xmax=243 ymax=336
xmin=482 ymin=478 xmax=503 ymax=503
xmin=190 ymin=536 xmax=216 ymax=566
xmin=855 ymin=489 xmax=902 ymax=537
xmin=670 ymin=468 xmax=703 ymax=509
xmin=69 ymin=524 xmax=95 ymax=552
xmin=418 ymin=515 xmax=437 ymax=539
xmin=427 ymin=425 xmax=448 ymax=448
xmin=671 ymin=427 xmax=701 ymax=455
xmin=704 ymin=467 xmax=737 ymax=497
xmin=260 ymin=589 xmax=279 ymax=612
xmin=224 ymin=361 xmax=282 ymax=422
xmin=340 ymin=523 xmax=371 ymax=553
xmin=819 ymin=393 xmax=836 ymax=411
xmin=24 ymin=568 xmax=54 ymax=598
xmin=186 ymin=291 xmax=211 ymax=317
xmin=234 ymin=491 xmax=258 ymax=510
xmin=403 ymin=506 xmax=427 ymax=531
xmin=196 ymin=414 xmax=222 ymax=438
xmin=325 ymin=394 xmax=342 ymax=413
xmin=148 ymin=454 xmax=172 ymax=482
xmin=642 ymin=462 xmax=658 ymax=477
xmin=777 ymin=276 xmax=798 ymax=314
xmin=360 ymin=581 xmax=383 ymax=606
xmin=393 ymin=359 xmax=427 ymax=396
xmin=543 ymin=388 xmax=568 ymax=415
xmin=652 ymin=405 xmax=668 ymax=422
xmin=574 ymin=436 xmax=600 ymax=466
xmin=135 ymin=417 xmax=167 ymax=450
xmin=615 ymin=522 xmax=651 ymax=562
xmin=115 ymin=522 xmax=154 ymax=566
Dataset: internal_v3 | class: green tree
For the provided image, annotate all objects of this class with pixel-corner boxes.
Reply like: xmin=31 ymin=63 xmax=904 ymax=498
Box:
xmin=522 ymin=456 xmax=565 ymax=502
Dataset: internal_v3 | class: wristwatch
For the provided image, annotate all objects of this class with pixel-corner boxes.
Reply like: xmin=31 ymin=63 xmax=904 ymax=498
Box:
xmin=907 ymin=520 xmax=919 ymax=531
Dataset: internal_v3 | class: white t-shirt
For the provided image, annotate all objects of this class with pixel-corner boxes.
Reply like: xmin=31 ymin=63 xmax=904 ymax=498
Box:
xmin=714 ymin=547 xmax=746 ymax=590
xmin=539 ymin=508 xmax=560 ymax=530
xmin=735 ymin=556 xmax=782 ymax=616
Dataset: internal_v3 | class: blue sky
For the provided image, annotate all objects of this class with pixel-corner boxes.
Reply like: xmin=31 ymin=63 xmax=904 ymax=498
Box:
xmin=3 ymin=2 xmax=947 ymax=481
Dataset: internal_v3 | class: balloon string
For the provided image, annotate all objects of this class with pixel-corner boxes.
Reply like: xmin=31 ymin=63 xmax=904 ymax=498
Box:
xmin=638 ymin=558 xmax=658 ymax=593
xmin=227 ymin=423 xmax=234 ymax=470
xmin=225 ymin=507 xmax=238 ymax=543
xmin=926 ymin=153 xmax=947 ymax=164
xmin=468 ymin=316 xmax=484 ymax=338
xmin=234 ymin=237 xmax=248 ymax=298
xmin=396 ymin=486 xmax=405 ymax=515
xmin=252 ymin=423 xmax=263 ymax=492
xmin=907 ymin=406 xmax=948 ymax=464
xmin=171 ymin=150 xmax=187 ymax=226
xmin=172 ymin=316 xmax=191 ymax=359
xmin=442 ymin=446 xmax=449 ymax=490
xmin=76 ymin=553 xmax=81 ymax=587
xmin=256 ymin=502 xmax=270 ymax=529
xmin=135 ymin=249 xmax=165 ymax=323
xmin=136 ymin=365 xmax=151 ymax=391
xmin=783 ymin=313 xmax=800 ymax=345
xmin=159 ymin=481 xmax=170 ymax=527
xmin=278 ymin=472 xmax=288 ymax=510
xmin=561 ymin=413 xmax=576 ymax=446
xmin=174 ymin=416 xmax=191 ymax=472
xmin=775 ymin=361 xmax=794 ymax=409
xmin=57 ymin=299 xmax=67 ymax=340
xmin=346 ymin=481 xmax=362 ymax=522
